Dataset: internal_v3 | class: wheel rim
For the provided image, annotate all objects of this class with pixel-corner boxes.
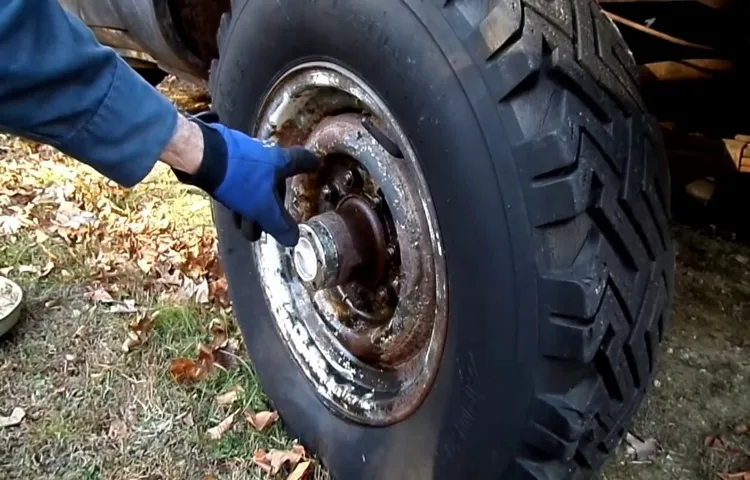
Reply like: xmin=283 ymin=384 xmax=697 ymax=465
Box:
xmin=252 ymin=62 xmax=447 ymax=426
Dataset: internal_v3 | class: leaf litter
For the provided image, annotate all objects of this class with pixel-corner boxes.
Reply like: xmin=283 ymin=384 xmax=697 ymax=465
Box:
xmin=215 ymin=385 xmax=244 ymax=406
xmin=252 ymin=444 xmax=308 ymax=477
xmin=206 ymin=411 xmax=236 ymax=440
xmin=245 ymin=409 xmax=279 ymax=432
xmin=0 ymin=407 xmax=26 ymax=428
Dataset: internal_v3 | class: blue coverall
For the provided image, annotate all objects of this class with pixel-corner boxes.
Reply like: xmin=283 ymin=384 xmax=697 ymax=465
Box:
xmin=0 ymin=0 xmax=177 ymax=188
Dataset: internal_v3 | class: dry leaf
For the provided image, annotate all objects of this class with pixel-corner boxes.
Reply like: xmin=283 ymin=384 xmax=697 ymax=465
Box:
xmin=245 ymin=410 xmax=279 ymax=432
xmin=206 ymin=411 xmax=236 ymax=440
xmin=0 ymin=215 xmax=21 ymax=234
xmin=121 ymin=312 xmax=157 ymax=352
xmin=169 ymin=344 xmax=214 ymax=383
xmin=720 ymin=472 xmax=750 ymax=480
xmin=34 ymin=230 xmax=50 ymax=244
xmin=208 ymin=318 xmax=228 ymax=349
xmin=0 ymin=266 xmax=12 ymax=276
xmin=40 ymin=261 xmax=54 ymax=277
xmin=0 ymin=407 xmax=25 ymax=428
xmin=209 ymin=277 xmax=229 ymax=306
xmin=287 ymin=461 xmax=312 ymax=480
xmin=705 ymin=435 xmax=725 ymax=449
xmin=215 ymin=337 xmax=240 ymax=371
xmin=17 ymin=265 xmax=38 ymax=274
xmin=252 ymin=445 xmax=307 ymax=476
xmin=215 ymin=385 xmax=244 ymax=406
xmin=624 ymin=433 xmax=658 ymax=461
xmin=195 ymin=278 xmax=209 ymax=304
xmin=734 ymin=424 xmax=748 ymax=435
xmin=108 ymin=419 xmax=129 ymax=440
xmin=90 ymin=287 xmax=114 ymax=303
xmin=201 ymin=476 xmax=218 ymax=480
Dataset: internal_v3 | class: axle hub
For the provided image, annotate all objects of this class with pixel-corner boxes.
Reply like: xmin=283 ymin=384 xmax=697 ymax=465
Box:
xmin=293 ymin=195 xmax=387 ymax=288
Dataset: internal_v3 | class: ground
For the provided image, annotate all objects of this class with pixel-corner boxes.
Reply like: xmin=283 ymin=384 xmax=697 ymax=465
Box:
xmin=1 ymin=78 xmax=748 ymax=480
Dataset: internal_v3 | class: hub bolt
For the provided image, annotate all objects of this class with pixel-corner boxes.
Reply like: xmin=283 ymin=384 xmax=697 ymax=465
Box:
xmin=375 ymin=287 xmax=389 ymax=304
xmin=343 ymin=171 xmax=354 ymax=188
xmin=386 ymin=245 xmax=396 ymax=259
xmin=321 ymin=185 xmax=333 ymax=202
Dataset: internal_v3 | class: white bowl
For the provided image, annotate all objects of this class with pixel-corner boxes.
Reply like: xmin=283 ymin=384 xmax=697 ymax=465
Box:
xmin=0 ymin=276 xmax=23 ymax=338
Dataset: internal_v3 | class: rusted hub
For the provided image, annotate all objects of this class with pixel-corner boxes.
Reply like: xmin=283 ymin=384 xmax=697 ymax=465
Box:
xmin=293 ymin=196 xmax=386 ymax=289
xmin=252 ymin=62 xmax=447 ymax=427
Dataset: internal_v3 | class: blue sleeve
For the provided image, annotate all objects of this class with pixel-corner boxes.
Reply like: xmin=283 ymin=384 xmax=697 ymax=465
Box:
xmin=0 ymin=0 xmax=178 ymax=187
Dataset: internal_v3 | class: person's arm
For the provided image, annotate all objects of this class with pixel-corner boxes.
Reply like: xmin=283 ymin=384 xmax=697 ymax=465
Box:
xmin=0 ymin=0 xmax=179 ymax=187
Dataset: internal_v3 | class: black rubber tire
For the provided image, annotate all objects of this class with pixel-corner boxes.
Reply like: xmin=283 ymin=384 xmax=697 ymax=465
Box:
xmin=209 ymin=0 xmax=676 ymax=478
xmin=134 ymin=67 xmax=167 ymax=87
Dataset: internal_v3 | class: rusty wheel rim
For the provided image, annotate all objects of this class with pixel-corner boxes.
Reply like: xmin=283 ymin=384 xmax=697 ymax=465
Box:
xmin=251 ymin=62 xmax=447 ymax=426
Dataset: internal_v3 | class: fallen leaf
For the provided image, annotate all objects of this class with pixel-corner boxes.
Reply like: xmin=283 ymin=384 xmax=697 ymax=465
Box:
xmin=720 ymin=472 xmax=750 ymax=480
xmin=34 ymin=230 xmax=49 ymax=244
xmin=735 ymin=255 xmax=749 ymax=265
xmin=90 ymin=287 xmax=114 ymax=303
xmin=40 ymin=261 xmax=54 ymax=277
xmin=208 ymin=318 xmax=228 ymax=349
xmin=169 ymin=344 xmax=214 ymax=383
xmin=109 ymin=300 xmax=137 ymax=314
xmin=705 ymin=435 xmax=725 ymax=449
xmin=209 ymin=277 xmax=229 ymax=307
xmin=183 ymin=412 xmax=194 ymax=427
xmin=206 ymin=411 xmax=236 ymax=440
xmin=735 ymin=424 xmax=748 ymax=435
xmin=625 ymin=433 xmax=658 ymax=461
xmin=108 ymin=419 xmax=129 ymax=440
xmin=215 ymin=385 xmax=244 ymax=406
xmin=252 ymin=445 xmax=307 ymax=476
xmin=121 ymin=312 xmax=157 ymax=352
xmin=0 ymin=407 xmax=25 ymax=428
xmin=195 ymin=278 xmax=209 ymax=304
xmin=201 ymin=475 xmax=218 ymax=480
xmin=0 ymin=215 xmax=21 ymax=234
xmin=287 ymin=461 xmax=312 ymax=480
xmin=17 ymin=265 xmax=39 ymax=274
xmin=0 ymin=267 xmax=12 ymax=276
xmin=245 ymin=410 xmax=279 ymax=432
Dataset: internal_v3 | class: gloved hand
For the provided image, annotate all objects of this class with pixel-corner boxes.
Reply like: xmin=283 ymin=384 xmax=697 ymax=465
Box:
xmin=172 ymin=112 xmax=319 ymax=247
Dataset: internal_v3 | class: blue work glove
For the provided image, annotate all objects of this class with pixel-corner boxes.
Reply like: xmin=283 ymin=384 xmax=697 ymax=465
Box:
xmin=173 ymin=112 xmax=319 ymax=247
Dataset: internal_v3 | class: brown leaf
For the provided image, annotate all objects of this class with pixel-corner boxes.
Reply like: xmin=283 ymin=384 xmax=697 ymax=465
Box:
xmin=121 ymin=312 xmax=157 ymax=352
xmin=108 ymin=419 xmax=129 ymax=440
xmin=735 ymin=424 xmax=748 ymax=435
xmin=0 ymin=407 xmax=25 ymax=428
xmin=206 ymin=411 xmax=236 ymax=440
xmin=169 ymin=344 xmax=214 ymax=383
xmin=287 ymin=461 xmax=312 ymax=480
xmin=90 ymin=287 xmax=114 ymax=303
xmin=624 ymin=433 xmax=658 ymax=461
xmin=252 ymin=445 xmax=307 ymax=476
xmin=201 ymin=476 xmax=218 ymax=480
xmin=215 ymin=385 xmax=244 ymax=406
xmin=245 ymin=410 xmax=279 ymax=432
xmin=705 ymin=435 xmax=725 ymax=449
xmin=209 ymin=277 xmax=229 ymax=307
xmin=720 ymin=472 xmax=750 ymax=480
xmin=208 ymin=318 xmax=228 ymax=349
xmin=35 ymin=230 xmax=49 ymax=244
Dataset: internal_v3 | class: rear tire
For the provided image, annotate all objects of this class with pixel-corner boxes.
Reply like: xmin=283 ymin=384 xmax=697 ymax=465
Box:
xmin=210 ymin=0 xmax=675 ymax=478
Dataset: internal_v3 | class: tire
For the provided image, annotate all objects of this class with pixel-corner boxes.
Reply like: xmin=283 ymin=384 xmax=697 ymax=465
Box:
xmin=134 ymin=67 xmax=167 ymax=87
xmin=210 ymin=0 xmax=675 ymax=478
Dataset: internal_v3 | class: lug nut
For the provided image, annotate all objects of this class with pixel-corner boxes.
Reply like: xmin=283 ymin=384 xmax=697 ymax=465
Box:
xmin=321 ymin=185 xmax=333 ymax=202
xmin=375 ymin=287 xmax=389 ymax=304
xmin=386 ymin=245 xmax=396 ymax=258
xmin=343 ymin=171 xmax=354 ymax=188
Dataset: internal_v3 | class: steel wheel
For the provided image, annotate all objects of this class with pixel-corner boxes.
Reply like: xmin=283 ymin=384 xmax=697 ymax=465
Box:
xmin=251 ymin=62 xmax=448 ymax=426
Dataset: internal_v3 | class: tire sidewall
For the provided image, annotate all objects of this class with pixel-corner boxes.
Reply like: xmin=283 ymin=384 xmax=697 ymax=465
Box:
xmin=212 ymin=0 xmax=540 ymax=477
